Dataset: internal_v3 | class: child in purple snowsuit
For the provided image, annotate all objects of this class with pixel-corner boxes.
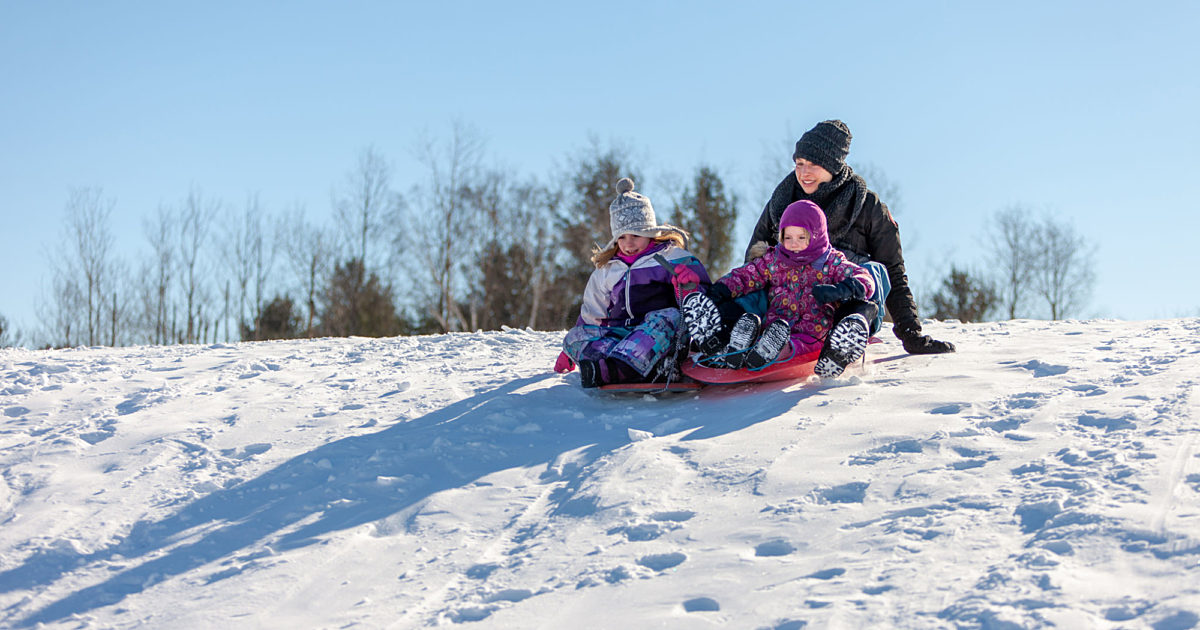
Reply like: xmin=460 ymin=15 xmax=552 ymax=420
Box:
xmin=558 ymin=178 xmax=711 ymax=388
xmin=685 ymin=199 xmax=875 ymax=374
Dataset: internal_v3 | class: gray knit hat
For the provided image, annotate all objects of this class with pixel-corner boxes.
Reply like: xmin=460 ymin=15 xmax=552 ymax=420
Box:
xmin=603 ymin=177 xmax=686 ymax=250
xmin=793 ymin=119 xmax=852 ymax=175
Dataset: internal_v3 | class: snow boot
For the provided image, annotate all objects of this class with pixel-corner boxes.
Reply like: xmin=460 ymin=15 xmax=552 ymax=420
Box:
xmin=682 ymin=292 xmax=724 ymax=355
xmin=814 ymin=313 xmax=870 ymax=378
xmin=577 ymin=359 xmax=604 ymax=388
xmin=711 ymin=312 xmax=760 ymax=369
xmin=745 ymin=319 xmax=792 ymax=370
xmin=579 ymin=358 xmax=645 ymax=388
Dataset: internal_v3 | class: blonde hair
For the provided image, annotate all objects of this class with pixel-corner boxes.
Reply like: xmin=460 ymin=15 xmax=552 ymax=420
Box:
xmin=591 ymin=230 xmax=689 ymax=267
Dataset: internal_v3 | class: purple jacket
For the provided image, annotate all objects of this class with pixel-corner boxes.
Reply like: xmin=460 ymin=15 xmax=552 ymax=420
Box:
xmin=578 ymin=243 xmax=711 ymax=328
xmin=718 ymin=246 xmax=875 ymax=353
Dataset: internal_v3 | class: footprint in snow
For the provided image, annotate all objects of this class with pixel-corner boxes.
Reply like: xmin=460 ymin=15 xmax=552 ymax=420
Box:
xmin=807 ymin=567 xmax=846 ymax=580
xmin=610 ymin=523 xmax=663 ymax=541
xmin=1077 ymin=413 xmax=1137 ymax=432
xmin=754 ymin=540 xmax=796 ymax=557
xmin=849 ymin=439 xmax=925 ymax=466
xmin=682 ymin=597 xmax=719 ymax=612
xmin=650 ymin=510 xmax=695 ymax=522
xmin=814 ymin=482 xmax=868 ymax=504
xmin=637 ymin=552 xmax=686 ymax=571
xmin=1013 ymin=360 xmax=1069 ymax=377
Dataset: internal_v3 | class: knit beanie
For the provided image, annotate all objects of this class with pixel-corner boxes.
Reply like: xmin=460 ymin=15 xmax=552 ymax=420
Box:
xmin=604 ymin=178 xmax=684 ymax=250
xmin=777 ymin=199 xmax=830 ymax=265
xmin=792 ymin=120 xmax=852 ymax=175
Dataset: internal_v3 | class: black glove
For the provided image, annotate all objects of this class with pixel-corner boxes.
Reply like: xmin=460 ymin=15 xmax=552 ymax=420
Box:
xmin=705 ymin=282 xmax=734 ymax=306
xmin=811 ymin=278 xmax=866 ymax=304
xmin=895 ymin=322 xmax=956 ymax=354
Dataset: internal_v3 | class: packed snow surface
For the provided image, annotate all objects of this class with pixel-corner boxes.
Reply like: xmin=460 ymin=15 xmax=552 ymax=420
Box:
xmin=2 ymin=319 xmax=1199 ymax=629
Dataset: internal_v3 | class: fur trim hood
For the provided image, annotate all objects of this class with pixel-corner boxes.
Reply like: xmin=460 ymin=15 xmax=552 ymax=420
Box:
xmin=747 ymin=240 xmax=771 ymax=261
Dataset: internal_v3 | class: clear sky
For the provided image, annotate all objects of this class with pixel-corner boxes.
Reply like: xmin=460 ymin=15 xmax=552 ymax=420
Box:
xmin=3 ymin=1 xmax=1198 ymax=344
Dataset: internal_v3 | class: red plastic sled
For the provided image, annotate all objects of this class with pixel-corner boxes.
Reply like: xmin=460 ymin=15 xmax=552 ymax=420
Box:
xmin=682 ymin=338 xmax=882 ymax=385
xmin=681 ymin=349 xmax=822 ymax=385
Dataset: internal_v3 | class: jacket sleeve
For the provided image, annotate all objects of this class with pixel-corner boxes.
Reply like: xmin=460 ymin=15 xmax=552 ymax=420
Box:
xmin=745 ymin=173 xmax=795 ymax=262
xmin=718 ymin=254 xmax=772 ymax=298
xmin=861 ymin=195 xmax=919 ymax=331
xmin=577 ymin=267 xmax=610 ymax=326
xmin=825 ymin=253 xmax=876 ymax=301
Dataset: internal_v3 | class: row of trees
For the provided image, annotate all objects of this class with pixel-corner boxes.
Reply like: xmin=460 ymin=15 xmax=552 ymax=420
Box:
xmin=22 ymin=128 xmax=743 ymax=349
xmin=3 ymin=127 xmax=1101 ymax=350
xmin=928 ymin=206 xmax=1096 ymax=323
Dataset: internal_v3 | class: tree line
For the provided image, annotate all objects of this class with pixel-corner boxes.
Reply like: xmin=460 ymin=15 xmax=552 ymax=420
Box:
xmin=1 ymin=127 xmax=1100 ymax=350
xmin=928 ymin=205 xmax=1096 ymax=323
xmin=13 ymin=129 xmax=742 ymax=349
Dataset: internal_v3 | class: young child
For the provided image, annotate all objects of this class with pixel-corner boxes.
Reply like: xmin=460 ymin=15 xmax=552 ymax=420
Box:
xmin=678 ymin=199 xmax=876 ymax=377
xmin=557 ymin=178 xmax=711 ymax=388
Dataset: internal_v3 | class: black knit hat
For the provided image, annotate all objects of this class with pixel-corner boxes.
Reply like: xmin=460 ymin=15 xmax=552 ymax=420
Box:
xmin=792 ymin=120 xmax=852 ymax=175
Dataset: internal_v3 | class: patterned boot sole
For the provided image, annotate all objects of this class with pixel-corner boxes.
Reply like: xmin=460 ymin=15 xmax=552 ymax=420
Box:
xmin=682 ymin=292 xmax=724 ymax=354
xmin=711 ymin=313 xmax=759 ymax=369
xmin=745 ymin=320 xmax=791 ymax=370
xmin=814 ymin=314 xmax=870 ymax=378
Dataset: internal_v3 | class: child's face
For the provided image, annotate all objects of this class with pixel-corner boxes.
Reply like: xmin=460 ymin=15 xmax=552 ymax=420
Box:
xmin=781 ymin=226 xmax=811 ymax=253
xmin=617 ymin=234 xmax=652 ymax=257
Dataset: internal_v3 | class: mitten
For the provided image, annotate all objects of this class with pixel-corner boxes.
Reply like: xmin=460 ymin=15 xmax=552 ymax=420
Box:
xmin=671 ymin=265 xmax=701 ymax=297
xmin=705 ymin=281 xmax=734 ymax=306
xmin=896 ymin=325 xmax=956 ymax=354
xmin=554 ymin=351 xmax=576 ymax=373
xmin=811 ymin=278 xmax=866 ymax=304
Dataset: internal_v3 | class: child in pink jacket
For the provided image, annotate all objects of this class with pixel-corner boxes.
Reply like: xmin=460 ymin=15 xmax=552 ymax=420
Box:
xmin=677 ymin=199 xmax=876 ymax=376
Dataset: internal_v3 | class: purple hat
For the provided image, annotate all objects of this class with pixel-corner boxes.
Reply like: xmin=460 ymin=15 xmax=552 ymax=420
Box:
xmin=778 ymin=200 xmax=830 ymax=264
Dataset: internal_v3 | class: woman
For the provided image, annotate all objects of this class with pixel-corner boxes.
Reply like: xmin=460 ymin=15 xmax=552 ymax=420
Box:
xmin=747 ymin=119 xmax=954 ymax=355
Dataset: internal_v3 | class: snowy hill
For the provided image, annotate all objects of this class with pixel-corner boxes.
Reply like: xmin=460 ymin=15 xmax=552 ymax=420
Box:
xmin=2 ymin=319 xmax=1199 ymax=629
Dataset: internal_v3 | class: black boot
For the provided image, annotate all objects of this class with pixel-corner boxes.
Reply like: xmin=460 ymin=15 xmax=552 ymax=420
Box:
xmin=814 ymin=300 xmax=875 ymax=378
xmin=714 ymin=313 xmax=760 ymax=369
xmin=578 ymin=359 xmax=604 ymax=388
xmin=745 ymin=319 xmax=792 ymax=370
xmin=682 ymin=292 xmax=724 ymax=355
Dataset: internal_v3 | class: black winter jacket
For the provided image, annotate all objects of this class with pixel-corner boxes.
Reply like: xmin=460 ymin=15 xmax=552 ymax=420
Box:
xmin=747 ymin=168 xmax=921 ymax=336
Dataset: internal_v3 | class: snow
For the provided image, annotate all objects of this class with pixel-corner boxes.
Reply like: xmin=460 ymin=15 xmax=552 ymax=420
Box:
xmin=2 ymin=319 xmax=1199 ymax=629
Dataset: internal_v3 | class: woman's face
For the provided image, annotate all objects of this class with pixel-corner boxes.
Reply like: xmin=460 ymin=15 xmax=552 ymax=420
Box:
xmin=617 ymin=233 xmax=652 ymax=257
xmin=781 ymin=226 xmax=811 ymax=253
xmin=794 ymin=158 xmax=833 ymax=194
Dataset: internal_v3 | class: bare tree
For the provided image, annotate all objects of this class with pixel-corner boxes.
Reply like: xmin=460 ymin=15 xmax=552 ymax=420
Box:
xmin=406 ymin=122 xmax=486 ymax=332
xmin=334 ymin=146 xmax=400 ymax=273
xmin=277 ymin=203 xmax=331 ymax=337
xmin=178 ymin=189 xmax=220 ymax=344
xmin=42 ymin=187 xmax=123 ymax=347
xmin=1032 ymin=216 xmax=1095 ymax=320
xmin=220 ymin=194 xmax=273 ymax=341
xmin=462 ymin=172 xmax=562 ymax=330
xmin=0 ymin=313 xmax=19 ymax=348
xmin=138 ymin=205 xmax=177 ymax=345
xmin=985 ymin=205 xmax=1036 ymax=320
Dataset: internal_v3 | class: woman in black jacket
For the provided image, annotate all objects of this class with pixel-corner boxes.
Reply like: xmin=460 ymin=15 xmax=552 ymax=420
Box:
xmin=745 ymin=119 xmax=954 ymax=355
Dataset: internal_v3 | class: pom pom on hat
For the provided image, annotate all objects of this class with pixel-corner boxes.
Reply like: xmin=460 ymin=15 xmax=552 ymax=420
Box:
xmin=603 ymin=177 xmax=687 ymax=251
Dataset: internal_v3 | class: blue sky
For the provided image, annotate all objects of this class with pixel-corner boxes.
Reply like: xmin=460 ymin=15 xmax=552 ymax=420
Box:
xmin=3 ymin=2 xmax=1198 ymax=343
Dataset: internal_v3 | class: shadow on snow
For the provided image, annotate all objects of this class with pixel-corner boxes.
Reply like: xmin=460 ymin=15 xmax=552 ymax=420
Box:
xmin=3 ymin=373 xmax=813 ymax=626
